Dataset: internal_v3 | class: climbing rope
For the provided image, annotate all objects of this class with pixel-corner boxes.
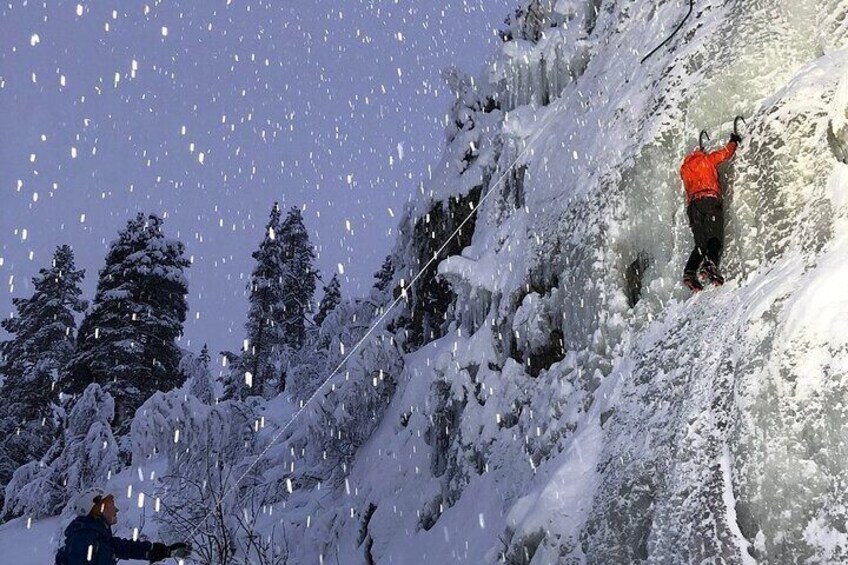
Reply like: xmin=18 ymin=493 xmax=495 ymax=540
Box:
xmin=640 ymin=0 xmax=695 ymax=64
xmin=180 ymin=110 xmax=564 ymax=542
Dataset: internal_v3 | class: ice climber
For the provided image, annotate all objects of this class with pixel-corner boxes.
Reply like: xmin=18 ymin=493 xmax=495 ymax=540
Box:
xmin=680 ymin=125 xmax=742 ymax=291
xmin=55 ymin=487 xmax=191 ymax=565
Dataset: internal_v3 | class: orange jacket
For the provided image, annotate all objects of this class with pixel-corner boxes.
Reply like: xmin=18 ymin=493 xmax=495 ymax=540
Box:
xmin=680 ymin=141 xmax=738 ymax=204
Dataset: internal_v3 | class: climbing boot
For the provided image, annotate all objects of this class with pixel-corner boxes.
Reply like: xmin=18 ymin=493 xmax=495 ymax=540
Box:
xmin=701 ymin=260 xmax=724 ymax=287
xmin=683 ymin=271 xmax=704 ymax=292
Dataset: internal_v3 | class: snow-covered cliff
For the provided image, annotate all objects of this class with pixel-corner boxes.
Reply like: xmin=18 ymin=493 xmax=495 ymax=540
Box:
xmin=295 ymin=1 xmax=848 ymax=562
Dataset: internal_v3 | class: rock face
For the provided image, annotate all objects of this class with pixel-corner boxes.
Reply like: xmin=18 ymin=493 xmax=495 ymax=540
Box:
xmin=283 ymin=1 xmax=848 ymax=563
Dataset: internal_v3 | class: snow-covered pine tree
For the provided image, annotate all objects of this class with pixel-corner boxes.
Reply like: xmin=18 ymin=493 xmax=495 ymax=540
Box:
xmin=0 ymin=245 xmax=86 ymax=510
xmin=239 ymin=205 xmax=317 ymax=396
xmin=220 ymin=349 xmax=249 ymax=402
xmin=286 ymin=344 xmax=327 ymax=406
xmin=65 ymin=213 xmax=190 ymax=427
xmin=242 ymin=203 xmax=288 ymax=397
xmin=314 ymin=274 xmax=341 ymax=327
xmin=372 ymin=255 xmax=395 ymax=294
xmin=180 ymin=344 xmax=215 ymax=404
xmin=289 ymin=259 xmax=394 ymax=413
xmin=279 ymin=207 xmax=317 ymax=353
xmin=287 ymin=273 xmax=340 ymax=405
xmin=2 ymin=383 xmax=119 ymax=520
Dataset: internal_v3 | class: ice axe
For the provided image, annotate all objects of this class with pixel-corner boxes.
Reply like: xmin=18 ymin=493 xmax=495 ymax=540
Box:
xmin=700 ymin=117 xmax=745 ymax=151
xmin=734 ymin=115 xmax=746 ymax=140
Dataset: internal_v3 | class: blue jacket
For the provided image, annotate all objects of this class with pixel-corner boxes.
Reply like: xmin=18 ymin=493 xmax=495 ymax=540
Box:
xmin=57 ymin=515 xmax=152 ymax=565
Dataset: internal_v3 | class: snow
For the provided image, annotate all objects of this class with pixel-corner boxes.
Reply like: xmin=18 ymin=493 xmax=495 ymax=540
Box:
xmin=0 ymin=514 xmax=62 ymax=564
xmin=721 ymin=445 xmax=756 ymax=565
xmin=780 ymin=234 xmax=848 ymax=352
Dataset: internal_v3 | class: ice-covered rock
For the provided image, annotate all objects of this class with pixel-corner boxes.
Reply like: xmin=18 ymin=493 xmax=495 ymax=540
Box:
xmin=290 ymin=1 xmax=848 ymax=563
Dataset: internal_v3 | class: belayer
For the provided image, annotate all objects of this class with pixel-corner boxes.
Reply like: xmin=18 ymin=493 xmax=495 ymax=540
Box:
xmin=679 ymin=118 xmax=743 ymax=291
xmin=55 ymin=487 xmax=191 ymax=564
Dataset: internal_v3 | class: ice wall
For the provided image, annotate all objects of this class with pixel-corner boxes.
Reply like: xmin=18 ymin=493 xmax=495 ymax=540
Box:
xmin=256 ymin=1 xmax=848 ymax=563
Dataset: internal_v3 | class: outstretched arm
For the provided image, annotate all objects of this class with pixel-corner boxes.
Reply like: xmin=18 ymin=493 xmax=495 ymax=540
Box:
xmin=708 ymin=140 xmax=738 ymax=166
xmin=111 ymin=536 xmax=153 ymax=561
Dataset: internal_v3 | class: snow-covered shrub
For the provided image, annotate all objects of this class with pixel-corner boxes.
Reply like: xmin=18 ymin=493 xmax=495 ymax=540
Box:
xmin=293 ymin=324 xmax=403 ymax=484
xmin=287 ymin=296 xmax=371 ymax=406
xmin=157 ymin=456 xmax=284 ymax=565
xmin=501 ymin=0 xmax=562 ymax=43
xmin=442 ymin=66 xmax=500 ymax=151
xmin=285 ymin=343 xmax=327 ymax=407
xmin=131 ymin=389 xmax=274 ymax=563
xmin=3 ymin=383 xmax=119 ymax=519
xmin=131 ymin=390 xmax=258 ymax=467
xmin=220 ymin=344 xmax=285 ymax=401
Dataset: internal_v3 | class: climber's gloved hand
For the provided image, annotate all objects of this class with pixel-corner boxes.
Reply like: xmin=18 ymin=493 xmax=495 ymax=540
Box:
xmin=169 ymin=542 xmax=192 ymax=559
xmin=148 ymin=542 xmax=170 ymax=563
xmin=730 ymin=132 xmax=742 ymax=144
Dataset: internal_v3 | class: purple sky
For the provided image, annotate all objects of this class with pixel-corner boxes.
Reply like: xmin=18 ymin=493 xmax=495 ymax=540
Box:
xmin=0 ymin=0 xmax=513 ymax=357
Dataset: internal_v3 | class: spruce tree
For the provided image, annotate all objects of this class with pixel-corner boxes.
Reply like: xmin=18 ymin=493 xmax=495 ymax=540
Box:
xmin=183 ymin=344 xmax=215 ymax=404
xmin=66 ymin=213 xmax=190 ymax=426
xmin=176 ymin=345 xmax=215 ymax=404
xmin=240 ymin=205 xmax=316 ymax=396
xmin=220 ymin=349 xmax=249 ymax=402
xmin=242 ymin=203 xmax=288 ymax=396
xmin=314 ymin=274 xmax=342 ymax=327
xmin=279 ymin=207 xmax=317 ymax=351
xmin=373 ymin=255 xmax=394 ymax=293
xmin=0 ymin=245 xmax=86 ymax=509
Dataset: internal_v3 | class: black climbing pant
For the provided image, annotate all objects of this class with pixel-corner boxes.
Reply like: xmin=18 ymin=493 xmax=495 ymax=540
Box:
xmin=684 ymin=196 xmax=724 ymax=275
